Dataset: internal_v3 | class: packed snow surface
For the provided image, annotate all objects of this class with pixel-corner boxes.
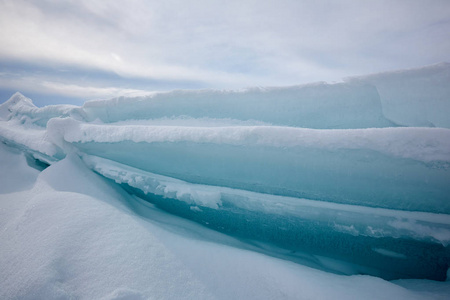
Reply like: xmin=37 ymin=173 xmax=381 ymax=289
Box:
xmin=1 ymin=63 xmax=450 ymax=298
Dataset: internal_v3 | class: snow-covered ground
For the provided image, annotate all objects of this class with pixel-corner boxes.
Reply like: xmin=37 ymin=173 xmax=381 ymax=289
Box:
xmin=1 ymin=142 xmax=449 ymax=299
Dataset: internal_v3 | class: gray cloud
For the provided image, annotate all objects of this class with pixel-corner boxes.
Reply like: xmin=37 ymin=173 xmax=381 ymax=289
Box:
xmin=0 ymin=0 xmax=449 ymax=103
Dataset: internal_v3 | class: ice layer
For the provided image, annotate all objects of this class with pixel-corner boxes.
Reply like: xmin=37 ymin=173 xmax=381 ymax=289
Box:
xmin=1 ymin=63 xmax=449 ymax=281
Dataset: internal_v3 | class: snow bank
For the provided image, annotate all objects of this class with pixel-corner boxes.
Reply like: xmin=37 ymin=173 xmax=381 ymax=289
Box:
xmin=0 ymin=143 xmax=40 ymax=194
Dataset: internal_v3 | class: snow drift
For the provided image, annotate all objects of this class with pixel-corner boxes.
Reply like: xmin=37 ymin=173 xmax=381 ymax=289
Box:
xmin=1 ymin=63 xmax=449 ymax=284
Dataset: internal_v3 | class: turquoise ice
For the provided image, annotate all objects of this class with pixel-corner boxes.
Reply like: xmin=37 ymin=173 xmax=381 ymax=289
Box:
xmin=1 ymin=63 xmax=449 ymax=281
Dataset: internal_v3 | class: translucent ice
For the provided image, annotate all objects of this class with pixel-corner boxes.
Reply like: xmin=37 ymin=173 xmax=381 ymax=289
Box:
xmin=347 ymin=62 xmax=450 ymax=128
xmin=1 ymin=63 xmax=449 ymax=281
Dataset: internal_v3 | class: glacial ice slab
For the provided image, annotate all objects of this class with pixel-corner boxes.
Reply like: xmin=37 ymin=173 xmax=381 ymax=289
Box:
xmin=1 ymin=63 xmax=450 ymax=281
xmin=82 ymin=154 xmax=450 ymax=281
xmin=2 ymin=63 xmax=450 ymax=130
xmin=45 ymin=117 xmax=450 ymax=214
xmin=80 ymin=82 xmax=394 ymax=129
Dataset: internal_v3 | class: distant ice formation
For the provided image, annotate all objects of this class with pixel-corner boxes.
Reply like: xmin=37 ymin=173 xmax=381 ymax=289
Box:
xmin=1 ymin=63 xmax=449 ymax=281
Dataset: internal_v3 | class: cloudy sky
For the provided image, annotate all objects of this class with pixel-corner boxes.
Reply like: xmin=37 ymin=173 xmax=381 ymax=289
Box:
xmin=1 ymin=0 xmax=449 ymax=106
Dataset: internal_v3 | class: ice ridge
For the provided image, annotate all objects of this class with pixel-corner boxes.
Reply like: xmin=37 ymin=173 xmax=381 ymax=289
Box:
xmin=1 ymin=63 xmax=449 ymax=281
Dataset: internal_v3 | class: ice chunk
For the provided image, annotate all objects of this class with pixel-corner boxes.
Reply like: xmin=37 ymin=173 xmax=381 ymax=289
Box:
xmin=2 ymin=63 xmax=450 ymax=130
xmin=0 ymin=92 xmax=35 ymax=119
xmin=45 ymin=117 xmax=450 ymax=213
xmin=80 ymin=82 xmax=394 ymax=129
xmin=347 ymin=62 xmax=450 ymax=128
